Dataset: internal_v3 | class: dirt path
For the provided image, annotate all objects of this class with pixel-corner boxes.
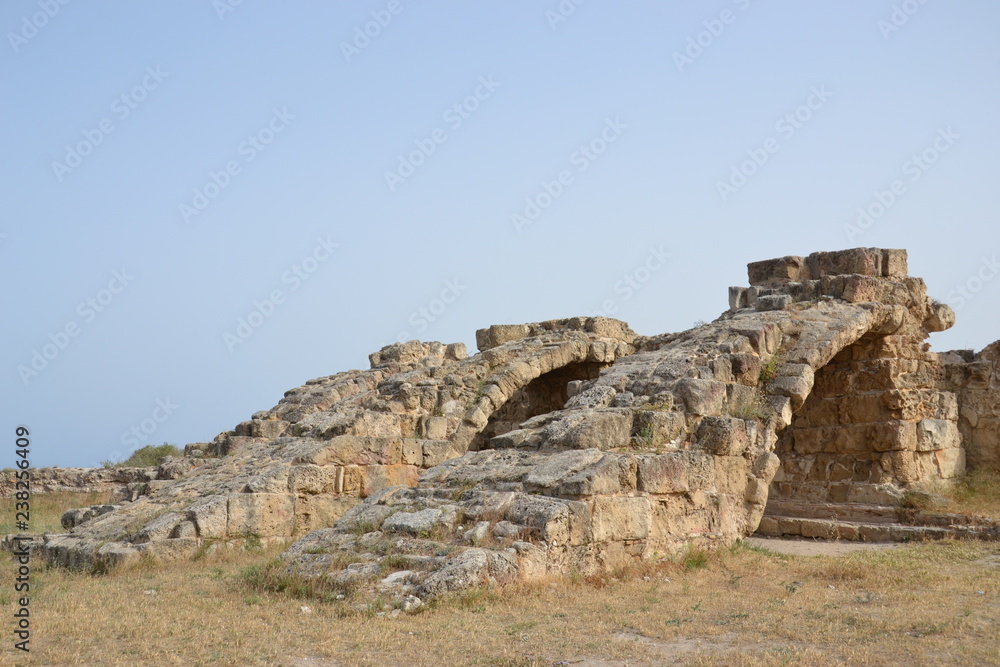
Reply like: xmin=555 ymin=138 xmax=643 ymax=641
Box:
xmin=744 ymin=535 xmax=900 ymax=557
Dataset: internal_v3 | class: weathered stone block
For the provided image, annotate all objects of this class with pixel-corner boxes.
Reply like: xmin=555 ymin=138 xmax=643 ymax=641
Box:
xmin=633 ymin=410 xmax=686 ymax=445
xmin=591 ymin=496 xmax=651 ymax=542
xmin=747 ymin=255 xmax=806 ymax=286
xmin=636 ymin=454 xmax=688 ymax=494
xmin=362 ymin=465 xmax=419 ymax=497
xmin=676 ymin=379 xmax=727 ymax=416
xmin=558 ymin=454 xmax=637 ymax=496
xmin=227 ymin=493 xmax=295 ymax=537
xmin=289 ymin=465 xmax=342 ymax=494
xmin=916 ymin=419 xmax=961 ymax=452
xmin=695 ymin=416 xmax=749 ymax=456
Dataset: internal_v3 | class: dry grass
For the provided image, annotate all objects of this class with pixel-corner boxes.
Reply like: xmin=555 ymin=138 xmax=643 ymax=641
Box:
xmin=0 ymin=537 xmax=995 ymax=666
xmin=945 ymin=468 xmax=1000 ymax=519
xmin=0 ymin=490 xmax=113 ymax=535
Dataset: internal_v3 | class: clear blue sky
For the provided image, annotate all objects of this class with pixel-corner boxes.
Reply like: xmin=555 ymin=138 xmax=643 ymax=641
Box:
xmin=3 ymin=1 xmax=998 ymax=467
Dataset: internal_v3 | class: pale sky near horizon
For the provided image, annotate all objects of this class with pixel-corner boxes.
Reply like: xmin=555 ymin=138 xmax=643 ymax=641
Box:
xmin=2 ymin=1 xmax=998 ymax=467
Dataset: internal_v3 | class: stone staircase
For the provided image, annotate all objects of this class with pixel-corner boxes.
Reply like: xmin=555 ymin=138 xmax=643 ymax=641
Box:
xmin=756 ymin=499 xmax=1000 ymax=542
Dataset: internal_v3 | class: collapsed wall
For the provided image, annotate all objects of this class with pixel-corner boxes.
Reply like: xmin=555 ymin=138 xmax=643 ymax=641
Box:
xmin=40 ymin=319 xmax=633 ymax=568
xmin=35 ymin=247 xmax=989 ymax=598
xmin=939 ymin=342 xmax=1000 ymax=471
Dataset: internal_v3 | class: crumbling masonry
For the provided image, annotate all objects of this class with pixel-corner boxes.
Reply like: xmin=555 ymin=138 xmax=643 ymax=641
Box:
xmin=37 ymin=248 xmax=999 ymax=599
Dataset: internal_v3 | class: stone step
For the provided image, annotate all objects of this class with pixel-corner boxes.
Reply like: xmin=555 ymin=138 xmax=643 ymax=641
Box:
xmin=756 ymin=514 xmax=999 ymax=542
xmin=764 ymin=500 xmax=902 ymax=524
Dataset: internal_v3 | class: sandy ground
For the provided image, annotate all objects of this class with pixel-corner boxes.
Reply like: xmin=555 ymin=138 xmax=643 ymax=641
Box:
xmin=743 ymin=535 xmax=900 ymax=557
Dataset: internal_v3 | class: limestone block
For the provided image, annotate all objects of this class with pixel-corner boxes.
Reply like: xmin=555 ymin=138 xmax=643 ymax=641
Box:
xmin=743 ymin=477 xmax=768 ymax=506
xmin=506 ymin=495 xmax=591 ymax=546
xmin=591 ymin=496 xmax=652 ymax=542
xmin=916 ymin=419 xmax=961 ymax=452
xmin=362 ymin=465 xmax=419 ymax=497
xmin=807 ymin=248 xmax=883 ymax=278
xmin=682 ymin=451 xmax=716 ymax=491
xmin=881 ymin=249 xmax=908 ymax=277
xmin=676 ymin=379 xmax=727 ymax=416
xmin=730 ymin=354 xmax=762 ymax=386
xmin=557 ymin=454 xmax=637 ymax=496
xmin=729 ymin=286 xmax=748 ymax=310
xmin=695 ymin=417 xmax=749 ymax=456
xmin=383 ymin=508 xmax=445 ymax=536
xmin=766 ymin=376 xmax=811 ymax=411
xmin=187 ymin=496 xmax=229 ymax=539
xmin=587 ymin=317 xmax=636 ymax=343
xmin=885 ymin=452 xmax=920 ymax=484
xmin=131 ymin=512 xmax=183 ymax=544
xmin=636 ymin=454 xmax=688 ymax=494
xmin=925 ymin=301 xmax=956 ymax=333
xmin=421 ymin=416 xmax=448 ymax=440
xmin=445 ymin=342 xmax=467 ymax=360
xmin=747 ymin=255 xmax=807 ymax=286
xmin=756 ymin=294 xmax=793 ymax=311
xmin=870 ymin=421 xmax=917 ymax=452
xmin=288 ymin=465 xmax=342 ymax=494
xmin=230 ymin=494 xmax=295 ymax=537
xmin=476 ymin=324 xmax=529 ymax=351
xmin=633 ymin=410 xmax=686 ymax=445
xmin=293 ymin=495 xmax=358 ymax=535
xmin=715 ymin=456 xmax=748 ymax=495
xmin=401 ymin=439 xmax=423 ymax=466
xmin=934 ymin=448 xmax=966 ymax=479
xmin=251 ymin=419 xmax=288 ymax=439
xmin=301 ymin=436 xmax=403 ymax=466
xmin=422 ymin=440 xmax=464 ymax=467
xmin=560 ymin=409 xmax=633 ymax=450
xmin=752 ymin=452 xmax=780 ymax=480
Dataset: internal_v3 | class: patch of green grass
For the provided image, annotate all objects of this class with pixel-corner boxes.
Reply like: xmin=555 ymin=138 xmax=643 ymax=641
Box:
xmin=102 ymin=443 xmax=182 ymax=468
xmin=236 ymin=558 xmax=358 ymax=603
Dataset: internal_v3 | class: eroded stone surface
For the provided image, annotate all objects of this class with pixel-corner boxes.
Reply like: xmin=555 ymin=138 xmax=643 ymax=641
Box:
xmin=34 ymin=248 xmax=993 ymax=600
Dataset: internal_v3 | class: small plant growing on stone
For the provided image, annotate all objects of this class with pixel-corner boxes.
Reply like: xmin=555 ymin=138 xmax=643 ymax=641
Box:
xmin=729 ymin=389 xmax=771 ymax=421
xmin=632 ymin=424 xmax=656 ymax=450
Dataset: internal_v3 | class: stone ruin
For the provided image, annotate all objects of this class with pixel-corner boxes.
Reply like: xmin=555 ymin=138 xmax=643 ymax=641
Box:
xmin=33 ymin=248 xmax=1000 ymax=600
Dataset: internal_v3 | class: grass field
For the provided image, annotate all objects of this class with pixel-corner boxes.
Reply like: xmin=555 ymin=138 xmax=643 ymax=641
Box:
xmin=1 ymin=493 xmax=998 ymax=666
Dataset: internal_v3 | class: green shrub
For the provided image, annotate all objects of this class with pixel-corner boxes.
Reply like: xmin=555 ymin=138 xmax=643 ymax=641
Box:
xmin=102 ymin=442 xmax=182 ymax=468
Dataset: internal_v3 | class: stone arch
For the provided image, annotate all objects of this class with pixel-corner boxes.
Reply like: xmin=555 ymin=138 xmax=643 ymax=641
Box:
xmin=731 ymin=249 xmax=964 ymax=519
xmin=449 ymin=318 xmax=636 ymax=452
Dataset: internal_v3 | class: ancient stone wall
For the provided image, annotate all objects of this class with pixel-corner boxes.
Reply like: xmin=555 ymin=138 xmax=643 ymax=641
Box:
xmin=940 ymin=342 xmax=1000 ymax=470
xmin=34 ymin=248 xmax=988 ymax=597
xmin=0 ymin=462 xmax=194 ymax=498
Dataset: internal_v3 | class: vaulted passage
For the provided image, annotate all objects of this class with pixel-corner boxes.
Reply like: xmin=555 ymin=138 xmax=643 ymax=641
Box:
xmin=470 ymin=361 xmax=607 ymax=450
xmin=770 ymin=331 xmax=964 ymax=509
